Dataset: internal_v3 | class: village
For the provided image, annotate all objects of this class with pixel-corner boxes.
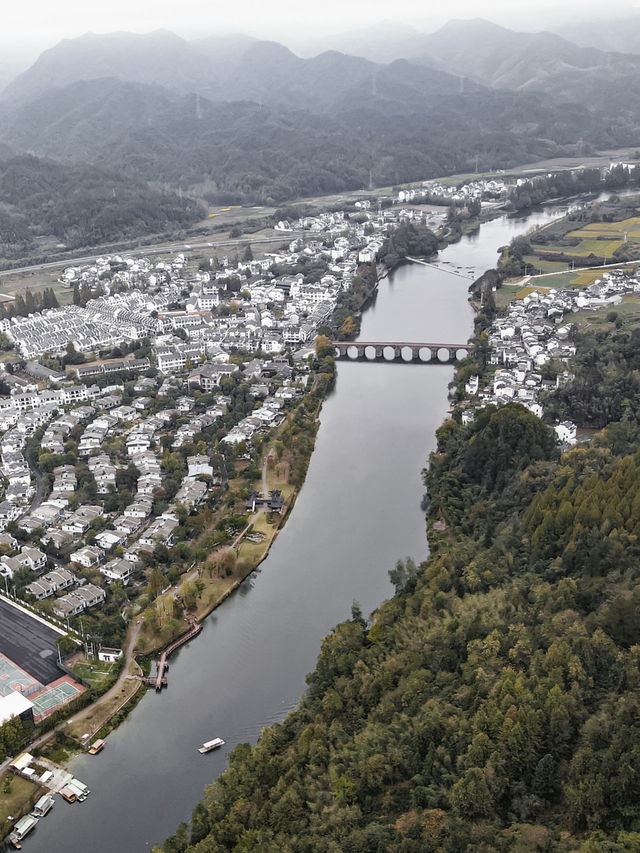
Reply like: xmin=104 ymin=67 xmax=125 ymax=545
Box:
xmin=461 ymin=268 xmax=640 ymax=445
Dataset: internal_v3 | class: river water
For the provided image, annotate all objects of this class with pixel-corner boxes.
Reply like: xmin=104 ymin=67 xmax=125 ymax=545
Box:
xmin=26 ymin=206 xmax=566 ymax=852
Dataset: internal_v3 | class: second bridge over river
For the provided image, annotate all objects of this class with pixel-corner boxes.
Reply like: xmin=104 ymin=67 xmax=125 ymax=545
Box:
xmin=333 ymin=340 xmax=472 ymax=364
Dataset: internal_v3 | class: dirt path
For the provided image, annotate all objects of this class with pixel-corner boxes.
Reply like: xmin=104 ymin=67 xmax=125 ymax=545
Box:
xmin=262 ymin=447 xmax=274 ymax=496
xmin=25 ymin=619 xmax=144 ymax=752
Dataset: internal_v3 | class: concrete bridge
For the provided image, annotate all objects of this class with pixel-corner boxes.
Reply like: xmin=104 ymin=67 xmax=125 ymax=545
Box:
xmin=333 ymin=340 xmax=473 ymax=364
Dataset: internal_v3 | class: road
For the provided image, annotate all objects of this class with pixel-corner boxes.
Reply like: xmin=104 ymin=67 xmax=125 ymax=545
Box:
xmin=0 ymin=234 xmax=301 ymax=280
xmin=25 ymin=619 xmax=144 ymax=754
xmin=515 ymin=257 xmax=640 ymax=286
xmin=20 ymin=451 xmax=45 ymax=522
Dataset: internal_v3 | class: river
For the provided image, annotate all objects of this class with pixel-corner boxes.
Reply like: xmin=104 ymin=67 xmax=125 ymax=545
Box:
xmin=26 ymin=205 xmax=566 ymax=852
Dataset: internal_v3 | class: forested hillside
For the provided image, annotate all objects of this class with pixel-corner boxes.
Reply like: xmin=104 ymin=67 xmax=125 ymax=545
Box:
xmin=156 ymin=359 xmax=640 ymax=850
xmin=0 ymin=153 xmax=203 ymax=256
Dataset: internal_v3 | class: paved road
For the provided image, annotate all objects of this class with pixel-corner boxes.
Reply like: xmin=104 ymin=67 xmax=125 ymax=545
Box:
xmin=0 ymin=234 xmax=301 ymax=280
xmin=514 ymin=258 xmax=640 ymax=286
xmin=19 ymin=451 xmax=45 ymax=523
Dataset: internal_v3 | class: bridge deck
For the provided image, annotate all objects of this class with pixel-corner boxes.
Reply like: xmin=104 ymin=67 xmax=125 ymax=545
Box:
xmin=332 ymin=341 xmax=472 ymax=349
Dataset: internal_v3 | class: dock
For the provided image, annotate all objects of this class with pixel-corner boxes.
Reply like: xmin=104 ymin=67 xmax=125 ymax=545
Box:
xmin=144 ymin=613 xmax=202 ymax=691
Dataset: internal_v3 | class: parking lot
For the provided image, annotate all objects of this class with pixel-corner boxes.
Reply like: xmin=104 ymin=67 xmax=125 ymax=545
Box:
xmin=0 ymin=597 xmax=63 ymax=686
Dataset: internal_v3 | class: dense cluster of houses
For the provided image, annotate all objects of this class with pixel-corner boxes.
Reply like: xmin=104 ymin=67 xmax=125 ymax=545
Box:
xmin=4 ymin=202 xmax=413 ymax=365
xmin=397 ymin=177 xmax=510 ymax=205
xmin=462 ymin=269 xmax=640 ymax=445
xmin=0 ymin=201 xmax=430 ymax=625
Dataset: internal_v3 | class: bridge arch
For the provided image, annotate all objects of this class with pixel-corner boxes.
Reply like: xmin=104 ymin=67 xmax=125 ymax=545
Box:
xmin=382 ymin=345 xmax=396 ymax=361
xmin=401 ymin=346 xmax=414 ymax=362
xmin=364 ymin=345 xmax=377 ymax=360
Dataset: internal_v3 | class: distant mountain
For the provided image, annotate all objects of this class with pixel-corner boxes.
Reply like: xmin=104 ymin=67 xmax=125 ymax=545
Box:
xmin=1 ymin=30 xmax=216 ymax=102
xmin=293 ymin=20 xmax=429 ymax=64
xmin=412 ymin=18 xmax=640 ymax=90
xmin=0 ymin=61 xmax=26 ymax=96
xmin=0 ymin=65 xmax=613 ymax=206
xmin=5 ymin=20 xmax=640 ymax=261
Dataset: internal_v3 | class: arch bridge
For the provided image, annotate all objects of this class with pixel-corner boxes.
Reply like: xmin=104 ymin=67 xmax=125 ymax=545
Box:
xmin=333 ymin=341 xmax=473 ymax=364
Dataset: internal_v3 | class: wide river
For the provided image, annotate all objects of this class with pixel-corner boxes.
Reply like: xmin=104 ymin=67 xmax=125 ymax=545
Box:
xmin=27 ymin=205 xmax=566 ymax=852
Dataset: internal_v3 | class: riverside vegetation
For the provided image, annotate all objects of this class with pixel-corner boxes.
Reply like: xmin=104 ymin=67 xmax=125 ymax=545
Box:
xmin=154 ymin=284 xmax=640 ymax=851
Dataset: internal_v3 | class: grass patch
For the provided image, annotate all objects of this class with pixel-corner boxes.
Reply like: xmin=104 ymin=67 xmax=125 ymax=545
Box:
xmin=570 ymin=269 xmax=610 ymax=286
xmin=530 ymin=272 xmax=578 ymax=289
xmin=573 ymin=239 xmax=624 ymax=258
xmin=70 ymin=658 xmax=117 ymax=690
xmin=65 ymin=677 xmax=141 ymax=741
xmin=37 ymin=732 xmax=79 ymax=764
xmin=0 ymin=773 xmax=42 ymax=834
xmin=0 ymin=273 xmax=73 ymax=306
xmin=524 ymin=255 xmax=566 ymax=273
xmin=579 ymin=216 xmax=640 ymax=233
xmin=494 ymin=284 xmax=522 ymax=309
xmin=516 ymin=285 xmax=551 ymax=299
xmin=571 ymin=297 xmax=640 ymax=331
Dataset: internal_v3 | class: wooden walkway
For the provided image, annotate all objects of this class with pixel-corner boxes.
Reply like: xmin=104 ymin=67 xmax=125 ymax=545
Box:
xmin=144 ymin=613 xmax=202 ymax=691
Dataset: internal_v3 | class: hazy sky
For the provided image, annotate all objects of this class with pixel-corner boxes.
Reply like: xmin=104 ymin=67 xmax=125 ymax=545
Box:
xmin=1 ymin=0 xmax=635 ymax=61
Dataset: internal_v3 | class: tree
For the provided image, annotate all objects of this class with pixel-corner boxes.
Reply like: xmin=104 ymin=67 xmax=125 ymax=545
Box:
xmin=315 ymin=335 xmax=333 ymax=358
xmin=450 ymin=768 xmax=494 ymax=818
xmin=339 ymin=316 xmax=356 ymax=337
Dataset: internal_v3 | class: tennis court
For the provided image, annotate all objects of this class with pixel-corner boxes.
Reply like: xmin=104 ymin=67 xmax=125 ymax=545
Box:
xmin=31 ymin=676 xmax=84 ymax=720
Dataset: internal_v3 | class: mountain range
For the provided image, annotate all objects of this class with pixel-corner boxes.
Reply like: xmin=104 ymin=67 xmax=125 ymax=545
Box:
xmin=2 ymin=18 xmax=640 ymax=261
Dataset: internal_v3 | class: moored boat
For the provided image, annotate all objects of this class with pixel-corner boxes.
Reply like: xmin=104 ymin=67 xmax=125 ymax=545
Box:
xmin=31 ymin=794 xmax=55 ymax=817
xmin=88 ymin=738 xmax=106 ymax=755
xmin=8 ymin=815 xmax=38 ymax=848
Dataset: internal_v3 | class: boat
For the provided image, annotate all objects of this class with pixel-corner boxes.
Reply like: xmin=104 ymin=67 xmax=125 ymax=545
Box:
xmin=88 ymin=738 xmax=105 ymax=755
xmin=8 ymin=815 xmax=38 ymax=847
xmin=31 ymin=794 xmax=55 ymax=817
xmin=67 ymin=779 xmax=90 ymax=801
xmin=198 ymin=737 xmax=224 ymax=754
xmin=59 ymin=786 xmax=77 ymax=803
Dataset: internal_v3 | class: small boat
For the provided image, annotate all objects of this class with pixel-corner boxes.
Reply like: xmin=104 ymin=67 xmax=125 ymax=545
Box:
xmin=88 ymin=738 xmax=105 ymax=755
xmin=8 ymin=814 xmax=38 ymax=847
xmin=31 ymin=794 xmax=55 ymax=817
xmin=67 ymin=779 xmax=90 ymax=801
xmin=198 ymin=737 xmax=225 ymax=754
xmin=60 ymin=786 xmax=77 ymax=804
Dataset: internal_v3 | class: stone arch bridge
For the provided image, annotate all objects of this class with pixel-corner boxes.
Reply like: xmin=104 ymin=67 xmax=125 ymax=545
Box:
xmin=333 ymin=341 xmax=473 ymax=364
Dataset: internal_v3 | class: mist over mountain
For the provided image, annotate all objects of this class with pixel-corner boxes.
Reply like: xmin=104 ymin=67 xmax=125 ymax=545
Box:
xmin=556 ymin=11 xmax=640 ymax=54
xmin=410 ymin=19 xmax=640 ymax=96
xmin=1 ymin=29 xmax=216 ymax=102
xmin=3 ymin=18 xmax=640 ymax=261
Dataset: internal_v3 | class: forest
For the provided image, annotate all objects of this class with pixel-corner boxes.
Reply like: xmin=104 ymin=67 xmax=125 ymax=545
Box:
xmin=0 ymin=154 xmax=203 ymax=257
xmin=154 ymin=334 xmax=640 ymax=851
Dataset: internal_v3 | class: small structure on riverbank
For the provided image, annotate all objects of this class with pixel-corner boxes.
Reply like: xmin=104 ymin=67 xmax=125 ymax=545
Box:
xmin=143 ymin=612 xmax=202 ymax=692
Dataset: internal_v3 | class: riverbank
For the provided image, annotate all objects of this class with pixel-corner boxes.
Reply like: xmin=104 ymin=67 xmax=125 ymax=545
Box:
xmin=0 ymin=367 xmax=331 ymax=840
